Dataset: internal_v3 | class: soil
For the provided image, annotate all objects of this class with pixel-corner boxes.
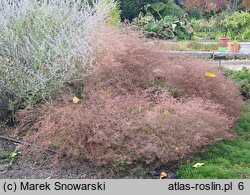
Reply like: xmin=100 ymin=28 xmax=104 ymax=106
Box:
xmin=0 ymin=128 xmax=178 ymax=179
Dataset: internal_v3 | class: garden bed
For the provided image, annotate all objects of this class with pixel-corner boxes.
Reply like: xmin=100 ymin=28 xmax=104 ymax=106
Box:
xmin=0 ymin=0 xmax=249 ymax=179
xmin=0 ymin=28 xmax=243 ymax=178
xmin=1 ymin=102 xmax=249 ymax=179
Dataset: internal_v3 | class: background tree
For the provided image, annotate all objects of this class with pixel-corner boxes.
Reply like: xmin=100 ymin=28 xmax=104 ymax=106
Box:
xmin=184 ymin=0 xmax=228 ymax=12
xmin=119 ymin=0 xmax=164 ymax=20
xmin=183 ymin=0 xmax=227 ymax=18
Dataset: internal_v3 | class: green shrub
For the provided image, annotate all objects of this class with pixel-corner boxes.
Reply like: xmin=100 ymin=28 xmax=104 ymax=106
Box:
xmin=190 ymin=12 xmax=250 ymax=40
xmin=132 ymin=1 xmax=192 ymax=40
xmin=190 ymin=17 xmax=216 ymax=38
xmin=242 ymin=28 xmax=250 ymax=41
xmin=120 ymin=0 xmax=163 ymax=20
xmin=230 ymin=67 xmax=250 ymax=99
xmin=220 ymin=11 xmax=250 ymax=40
xmin=144 ymin=1 xmax=184 ymax=20
xmin=133 ymin=13 xmax=175 ymax=39
xmin=225 ymin=67 xmax=250 ymax=99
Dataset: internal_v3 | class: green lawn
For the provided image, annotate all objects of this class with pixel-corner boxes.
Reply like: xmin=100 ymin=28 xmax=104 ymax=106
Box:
xmin=177 ymin=104 xmax=250 ymax=179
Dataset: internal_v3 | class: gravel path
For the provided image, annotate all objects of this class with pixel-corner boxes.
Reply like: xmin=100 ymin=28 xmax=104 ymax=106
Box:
xmin=240 ymin=42 xmax=250 ymax=54
xmin=220 ymin=60 xmax=250 ymax=70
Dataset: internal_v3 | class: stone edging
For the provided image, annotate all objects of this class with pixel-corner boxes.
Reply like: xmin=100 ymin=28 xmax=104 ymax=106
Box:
xmin=163 ymin=51 xmax=250 ymax=60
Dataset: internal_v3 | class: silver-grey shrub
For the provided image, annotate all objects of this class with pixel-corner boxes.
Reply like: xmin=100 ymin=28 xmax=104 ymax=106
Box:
xmin=0 ymin=0 xmax=114 ymax=104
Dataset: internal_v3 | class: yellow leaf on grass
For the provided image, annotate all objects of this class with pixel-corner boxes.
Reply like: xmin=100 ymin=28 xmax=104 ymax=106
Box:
xmin=160 ymin=172 xmax=168 ymax=179
xmin=192 ymin=163 xmax=204 ymax=168
xmin=205 ymin=72 xmax=216 ymax=78
xmin=73 ymin=96 xmax=80 ymax=104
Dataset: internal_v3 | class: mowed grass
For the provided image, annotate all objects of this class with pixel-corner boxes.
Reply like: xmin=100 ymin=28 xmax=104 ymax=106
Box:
xmin=177 ymin=104 xmax=250 ymax=179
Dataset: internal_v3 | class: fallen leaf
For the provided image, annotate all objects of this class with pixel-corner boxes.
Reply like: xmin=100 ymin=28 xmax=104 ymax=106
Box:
xmin=160 ymin=172 xmax=168 ymax=179
xmin=106 ymin=92 xmax=113 ymax=97
xmin=192 ymin=163 xmax=204 ymax=168
xmin=205 ymin=72 xmax=216 ymax=78
xmin=80 ymin=174 xmax=86 ymax=179
xmin=163 ymin=111 xmax=169 ymax=117
xmin=73 ymin=96 xmax=80 ymax=104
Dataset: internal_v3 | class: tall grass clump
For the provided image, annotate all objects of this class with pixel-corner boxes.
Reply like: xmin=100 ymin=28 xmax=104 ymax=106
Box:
xmin=0 ymin=0 xmax=115 ymax=105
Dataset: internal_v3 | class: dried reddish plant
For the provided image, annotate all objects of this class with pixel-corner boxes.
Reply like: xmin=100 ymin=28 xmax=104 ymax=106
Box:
xmin=155 ymin=55 xmax=242 ymax=118
xmin=23 ymin=90 xmax=234 ymax=165
xmin=18 ymin=27 xmax=242 ymax=166
xmin=87 ymin=27 xmax=242 ymax=118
